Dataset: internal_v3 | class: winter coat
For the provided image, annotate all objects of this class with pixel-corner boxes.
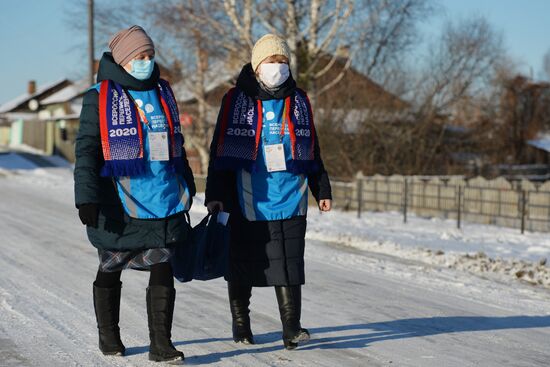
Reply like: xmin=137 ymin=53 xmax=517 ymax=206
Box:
xmin=74 ymin=52 xmax=196 ymax=251
xmin=205 ymin=63 xmax=331 ymax=286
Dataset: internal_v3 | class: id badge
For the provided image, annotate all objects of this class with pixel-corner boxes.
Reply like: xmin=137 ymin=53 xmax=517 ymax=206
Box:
xmin=149 ymin=131 xmax=170 ymax=161
xmin=264 ymin=143 xmax=286 ymax=172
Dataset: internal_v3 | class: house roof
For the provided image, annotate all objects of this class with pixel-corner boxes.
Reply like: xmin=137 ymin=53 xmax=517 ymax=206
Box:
xmin=528 ymin=133 xmax=550 ymax=153
xmin=0 ymin=79 xmax=70 ymax=114
xmin=313 ymin=54 xmax=409 ymax=111
xmin=40 ymin=79 xmax=91 ymax=106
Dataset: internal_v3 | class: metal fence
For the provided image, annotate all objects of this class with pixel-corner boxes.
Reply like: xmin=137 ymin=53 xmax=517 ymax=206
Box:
xmin=331 ymin=175 xmax=550 ymax=233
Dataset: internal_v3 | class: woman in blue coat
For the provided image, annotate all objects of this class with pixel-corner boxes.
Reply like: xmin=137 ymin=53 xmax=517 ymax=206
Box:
xmin=74 ymin=26 xmax=194 ymax=363
xmin=205 ymin=34 xmax=332 ymax=350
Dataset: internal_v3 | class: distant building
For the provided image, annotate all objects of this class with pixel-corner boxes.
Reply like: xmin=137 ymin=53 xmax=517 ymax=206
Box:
xmin=0 ymin=79 xmax=73 ymax=156
xmin=35 ymin=79 xmax=91 ymax=161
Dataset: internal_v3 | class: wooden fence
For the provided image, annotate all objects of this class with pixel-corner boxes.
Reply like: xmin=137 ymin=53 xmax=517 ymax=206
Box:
xmin=331 ymin=174 xmax=550 ymax=233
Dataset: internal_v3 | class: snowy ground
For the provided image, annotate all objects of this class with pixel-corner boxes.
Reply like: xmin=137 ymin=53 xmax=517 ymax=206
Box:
xmin=1 ymin=154 xmax=550 ymax=367
xmin=306 ymin=209 xmax=550 ymax=288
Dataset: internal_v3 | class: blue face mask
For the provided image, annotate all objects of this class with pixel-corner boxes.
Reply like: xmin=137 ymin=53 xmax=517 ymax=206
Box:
xmin=129 ymin=58 xmax=154 ymax=80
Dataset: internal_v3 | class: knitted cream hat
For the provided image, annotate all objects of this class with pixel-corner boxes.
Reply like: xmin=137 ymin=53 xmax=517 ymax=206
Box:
xmin=251 ymin=34 xmax=291 ymax=72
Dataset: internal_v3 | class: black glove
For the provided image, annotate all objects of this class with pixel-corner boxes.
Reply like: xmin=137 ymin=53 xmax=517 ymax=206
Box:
xmin=78 ymin=203 xmax=99 ymax=228
xmin=206 ymin=201 xmax=224 ymax=214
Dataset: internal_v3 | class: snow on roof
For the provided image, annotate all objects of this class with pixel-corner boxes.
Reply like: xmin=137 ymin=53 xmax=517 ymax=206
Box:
xmin=527 ymin=133 xmax=550 ymax=153
xmin=40 ymin=79 xmax=90 ymax=106
xmin=0 ymin=79 xmax=69 ymax=113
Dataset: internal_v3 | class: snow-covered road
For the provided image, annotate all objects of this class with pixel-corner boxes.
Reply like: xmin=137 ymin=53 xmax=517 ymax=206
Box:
xmin=1 ymin=167 xmax=550 ymax=366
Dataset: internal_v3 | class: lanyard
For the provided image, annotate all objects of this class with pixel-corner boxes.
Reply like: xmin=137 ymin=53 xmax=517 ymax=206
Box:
xmin=137 ymin=106 xmax=150 ymax=129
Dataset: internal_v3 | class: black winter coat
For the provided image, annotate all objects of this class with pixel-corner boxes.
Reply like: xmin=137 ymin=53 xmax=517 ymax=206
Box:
xmin=205 ymin=64 xmax=331 ymax=286
xmin=205 ymin=63 xmax=332 ymax=211
xmin=74 ymin=52 xmax=196 ymax=251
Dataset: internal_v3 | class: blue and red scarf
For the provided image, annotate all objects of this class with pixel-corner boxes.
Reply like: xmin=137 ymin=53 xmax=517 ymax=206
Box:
xmin=98 ymin=79 xmax=185 ymax=177
xmin=214 ymin=88 xmax=318 ymax=174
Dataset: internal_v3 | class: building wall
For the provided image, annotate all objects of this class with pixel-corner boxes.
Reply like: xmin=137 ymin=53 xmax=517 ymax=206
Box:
xmin=54 ymin=119 xmax=78 ymax=162
xmin=9 ymin=120 xmax=23 ymax=146
xmin=22 ymin=120 xmax=48 ymax=152
xmin=0 ymin=126 xmax=10 ymax=145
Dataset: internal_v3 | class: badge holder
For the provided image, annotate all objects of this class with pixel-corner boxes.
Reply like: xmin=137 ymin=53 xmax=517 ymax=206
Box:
xmin=264 ymin=106 xmax=293 ymax=172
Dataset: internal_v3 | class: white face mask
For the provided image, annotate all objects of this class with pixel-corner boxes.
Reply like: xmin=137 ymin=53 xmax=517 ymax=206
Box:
xmin=259 ymin=63 xmax=290 ymax=88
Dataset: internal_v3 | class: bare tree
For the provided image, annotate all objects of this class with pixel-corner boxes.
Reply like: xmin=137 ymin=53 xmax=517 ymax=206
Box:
xmin=418 ymin=17 xmax=503 ymax=116
xmin=409 ymin=17 xmax=503 ymax=172
xmin=88 ymin=0 xmax=431 ymax=172
xmin=147 ymin=1 xmax=234 ymax=172
xmin=68 ymin=0 xmax=232 ymax=171
xmin=68 ymin=0 xmax=436 ymax=175
xmin=249 ymin=0 xmax=433 ymax=105
xmin=315 ymin=15 xmax=506 ymax=177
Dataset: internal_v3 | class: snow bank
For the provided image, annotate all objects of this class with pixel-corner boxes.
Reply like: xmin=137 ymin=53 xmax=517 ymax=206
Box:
xmin=306 ymin=209 xmax=550 ymax=288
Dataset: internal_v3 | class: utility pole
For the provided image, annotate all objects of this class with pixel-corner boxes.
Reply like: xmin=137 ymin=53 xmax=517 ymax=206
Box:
xmin=88 ymin=0 xmax=95 ymax=85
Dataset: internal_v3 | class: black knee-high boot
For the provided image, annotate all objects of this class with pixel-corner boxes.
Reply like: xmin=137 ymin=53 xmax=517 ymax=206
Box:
xmin=228 ymin=282 xmax=254 ymax=344
xmin=146 ymin=286 xmax=184 ymax=362
xmin=275 ymin=285 xmax=310 ymax=350
xmin=93 ymin=281 xmax=126 ymax=356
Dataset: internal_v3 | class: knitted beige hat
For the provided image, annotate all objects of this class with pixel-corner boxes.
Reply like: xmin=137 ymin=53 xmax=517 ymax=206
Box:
xmin=109 ymin=25 xmax=155 ymax=66
xmin=251 ymin=34 xmax=291 ymax=72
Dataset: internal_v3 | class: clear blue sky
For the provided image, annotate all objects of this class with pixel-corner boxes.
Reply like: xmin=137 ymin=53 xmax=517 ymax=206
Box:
xmin=0 ymin=0 xmax=549 ymax=105
xmin=436 ymin=0 xmax=549 ymax=76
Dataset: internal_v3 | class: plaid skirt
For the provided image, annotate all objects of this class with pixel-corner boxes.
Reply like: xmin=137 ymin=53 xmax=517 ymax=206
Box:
xmin=98 ymin=248 xmax=173 ymax=272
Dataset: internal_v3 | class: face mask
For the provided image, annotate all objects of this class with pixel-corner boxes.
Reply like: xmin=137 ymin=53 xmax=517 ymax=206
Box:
xmin=129 ymin=58 xmax=154 ymax=80
xmin=259 ymin=63 xmax=290 ymax=88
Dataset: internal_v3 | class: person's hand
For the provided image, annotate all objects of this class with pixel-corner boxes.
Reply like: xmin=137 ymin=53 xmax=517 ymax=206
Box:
xmin=78 ymin=203 xmax=99 ymax=228
xmin=318 ymin=199 xmax=332 ymax=212
xmin=207 ymin=201 xmax=224 ymax=214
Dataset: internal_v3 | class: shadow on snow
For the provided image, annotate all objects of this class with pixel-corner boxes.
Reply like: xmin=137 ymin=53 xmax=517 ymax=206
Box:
xmin=124 ymin=315 xmax=550 ymax=364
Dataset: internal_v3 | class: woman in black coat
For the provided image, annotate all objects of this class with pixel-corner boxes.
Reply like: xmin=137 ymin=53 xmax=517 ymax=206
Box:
xmin=205 ymin=34 xmax=332 ymax=349
xmin=74 ymin=26 xmax=194 ymax=363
